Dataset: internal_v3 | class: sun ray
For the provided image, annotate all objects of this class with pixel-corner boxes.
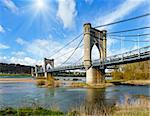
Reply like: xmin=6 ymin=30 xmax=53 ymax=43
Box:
xmin=34 ymin=0 xmax=49 ymax=13
xmin=36 ymin=0 xmax=45 ymax=9
xmin=12 ymin=0 xmax=54 ymax=39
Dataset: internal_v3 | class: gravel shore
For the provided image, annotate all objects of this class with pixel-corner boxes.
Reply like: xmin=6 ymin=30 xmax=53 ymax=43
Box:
xmin=0 ymin=78 xmax=35 ymax=83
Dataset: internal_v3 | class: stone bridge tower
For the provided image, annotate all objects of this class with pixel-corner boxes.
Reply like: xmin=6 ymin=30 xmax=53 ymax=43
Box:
xmin=44 ymin=58 xmax=54 ymax=78
xmin=35 ymin=65 xmax=43 ymax=78
xmin=83 ymin=23 xmax=107 ymax=84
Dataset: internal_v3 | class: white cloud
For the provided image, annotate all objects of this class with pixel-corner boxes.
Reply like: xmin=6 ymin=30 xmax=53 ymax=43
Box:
xmin=2 ymin=0 xmax=18 ymax=13
xmin=15 ymin=36 xmax=84 ymax=66
xmin=0 ymin=43 xmax=9 ymax=49
xmin=16 ymin=38 xmax=27 ymax=45
xmin=57 ymin=0 xmax=77 ymax=29
xmin=0 ymin=25 xmax=5 ymax=33
xmin=143 ymin=1 xmax=150 ymax=34
xmin=94 ymin=0 xmax=146 ymax=56
xmin=9 ymin=57 xmax=40 ymax=66
xmin=12 ymin=51 xmax=26 ymax=57
xmin=26 ymin=38 xmax=82 ymax=66
xmin=108 ymin=44 xmax=139 ymax=57
xmin=15 ymin=37 xmax=62 ymax=66
xmin=26 ymin=39 xmax=61 ymax=58
xmin=0 ymin=56 xmax=7 ymax=63
xmin=0 ymin=51 xmax=42 ymax=66
xmin=95 ymin=0 xmax=145 ymax=30
xmin=0 ymin=55 xmax=41 ymax=66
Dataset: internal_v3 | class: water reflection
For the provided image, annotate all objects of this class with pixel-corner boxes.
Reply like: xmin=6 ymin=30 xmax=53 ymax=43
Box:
xmin=0 ymin=82 xmax=149 ymax=112
xmin=86 ymin=89 xmax=104 ymax=102
xmin=81 ymin=89 xmax=115 ymax=115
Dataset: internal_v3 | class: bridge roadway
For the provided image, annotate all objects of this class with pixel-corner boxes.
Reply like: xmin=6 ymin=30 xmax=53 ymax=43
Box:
xmin=38 ymin=46 xmax=150 ymax=73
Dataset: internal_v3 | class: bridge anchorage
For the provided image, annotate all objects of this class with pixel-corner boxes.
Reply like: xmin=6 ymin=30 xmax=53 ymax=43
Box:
xmin=84 ymin=23 xmax=107 ymax=84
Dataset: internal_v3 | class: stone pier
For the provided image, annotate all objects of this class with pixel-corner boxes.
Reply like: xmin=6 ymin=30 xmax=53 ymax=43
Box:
xmin=83 ymin=23 xmax=107 ymax=85
xmin=86 ymin=67 xmax=105 ymax=84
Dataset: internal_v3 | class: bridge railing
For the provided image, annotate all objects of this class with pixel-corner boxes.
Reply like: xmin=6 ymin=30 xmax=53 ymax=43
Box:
xmin=50 ymin=46 xmax=150 ymax=71
xmin=37 ymin=46 xmax=150 ymax=73
xmin=92 ymin=46 xmax=150 ymax=65
xmin=48 ymin=63 xmax=84 ymax=72
xmin=122 ymin=46 xmax=150 ymax=60
xmin=139 ymin=46 xmax=150 ymax=56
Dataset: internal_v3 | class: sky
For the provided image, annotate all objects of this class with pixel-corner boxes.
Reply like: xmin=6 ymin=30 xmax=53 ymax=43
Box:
xmin=0 ymin=0 xmax=150 ymax=66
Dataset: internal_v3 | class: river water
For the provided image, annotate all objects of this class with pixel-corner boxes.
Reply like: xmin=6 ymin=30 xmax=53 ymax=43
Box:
xmin=0 ymin=78 xmax=149 ymax=112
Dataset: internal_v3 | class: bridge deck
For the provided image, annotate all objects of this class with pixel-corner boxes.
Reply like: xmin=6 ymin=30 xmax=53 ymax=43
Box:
xmin=38 ymin=46 xmax=150 ymax=73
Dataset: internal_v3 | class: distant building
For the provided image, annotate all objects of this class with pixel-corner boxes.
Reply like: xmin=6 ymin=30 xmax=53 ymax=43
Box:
xmin=0 ymin=63 xmax=33 ymax=74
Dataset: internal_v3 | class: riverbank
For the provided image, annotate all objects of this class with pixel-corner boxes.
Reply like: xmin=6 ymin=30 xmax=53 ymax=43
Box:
xmin=0 ymin=78 xmax=35 ymax=83
xmin=1 ymin=96 xmax=149 ymax=116
xmin=36 ymin=78 xmax=114 ymax=89
xmin=0 ymin=77 xmax=112 ymax=89
xmin=0 ymin=77 xmax=149 ymax=87
xmin=0 ymin=73 xmax=31 ymax=76
xmin=0 ymin=107 xmax=63 ymax=116
xmin=36 ymin=78 xmax=150 ymax=89
xmin=70 ymin=82 xmax=114 ymax=89
xmin=106 ymin=80 xmax=150 ymax=86
xmin=68 ymin=96 xmax=150 ymax=116
xmin=122 ymin=80 xmax=150 ymax=85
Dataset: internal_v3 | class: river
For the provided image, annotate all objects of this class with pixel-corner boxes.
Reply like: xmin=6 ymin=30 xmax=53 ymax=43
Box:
xmin=0 ymin=77 xmax=149 ymax=112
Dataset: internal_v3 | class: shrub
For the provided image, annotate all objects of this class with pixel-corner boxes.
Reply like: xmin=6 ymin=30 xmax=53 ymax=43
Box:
xmin=36 ymin=80 xmax=45 ymax=86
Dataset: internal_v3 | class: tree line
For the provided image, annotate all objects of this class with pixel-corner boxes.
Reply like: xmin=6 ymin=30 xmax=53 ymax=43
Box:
xmin=111 ymin=61 xmax=150 ymax=80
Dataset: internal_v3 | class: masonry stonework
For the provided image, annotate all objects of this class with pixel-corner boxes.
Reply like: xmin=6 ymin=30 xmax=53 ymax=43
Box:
xmin=83 ymin=23 xmax=107 ymax=84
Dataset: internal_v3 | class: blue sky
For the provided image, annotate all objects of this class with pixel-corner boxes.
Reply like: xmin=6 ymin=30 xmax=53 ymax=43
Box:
xmin=0 ymin=0 xmax=150 ymax=66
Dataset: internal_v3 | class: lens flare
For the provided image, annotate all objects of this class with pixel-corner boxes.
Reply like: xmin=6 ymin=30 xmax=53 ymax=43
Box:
xmin=36 ymin=0 xmax=45 ymax=9
xmin=34 ymin=0 xmax=49 ymax=12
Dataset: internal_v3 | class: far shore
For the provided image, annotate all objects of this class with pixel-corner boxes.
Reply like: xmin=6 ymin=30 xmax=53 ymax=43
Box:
xmin=0 ymin=78 xmax=35 ymax=83
xmin=0 ymin=77 xmax=150 ymax=87
xmin=0 ymin=73 xmax=31 ymax=76
xmin=107 ymin=79 xmax=150 ymax=86
xmin=122 ymin=80 xmax=150 ymax=85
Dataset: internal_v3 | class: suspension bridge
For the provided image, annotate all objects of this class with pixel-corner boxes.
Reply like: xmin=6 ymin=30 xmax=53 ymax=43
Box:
xmin=33 ymin=13 xmax=150 ymax=85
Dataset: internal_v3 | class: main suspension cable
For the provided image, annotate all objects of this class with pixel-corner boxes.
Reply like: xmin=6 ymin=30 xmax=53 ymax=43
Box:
xmin=110 ymin=37 xmax=150 ymax=42
xmin=54 ymin=44 xmax=83 ymax=60
xmin=74 ymin=56 xmax=83 ymax=64
xmin=49 ymin=33 xmax=83 ymax=58
xmin=109 ymin=33 xmax=150 ymax=37
xmin=108 ymin=26 xmax=150 ymax=34
xmin=94 ymin=13 xmax=150 ymax=28
xmin=60 ymin=38 xmax=83 ymax=66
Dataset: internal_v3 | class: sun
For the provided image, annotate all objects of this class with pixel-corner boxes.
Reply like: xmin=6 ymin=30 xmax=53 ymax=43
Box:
xmin=34 ymin=0 xmax=48 ymax=12
xmin=36 ymin=0 xmax=45 ymax=9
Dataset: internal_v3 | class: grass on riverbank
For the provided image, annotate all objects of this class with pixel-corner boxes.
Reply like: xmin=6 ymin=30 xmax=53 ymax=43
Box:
xmin=106 ymin=79 xmax=124 ymax=83
xmin=0 ymin=73 xmax=31 ymax=77
xmin=0 ymin=96 xmax=149 ymax=116
xmin=70 ymin=82 xmax=113 ymax=88
xmin=106 ymin=79 xmax=150 ymax=85
xmin=0 ymin=107 xmax=63 ymax=116
xmin=114 ymin=96 xmax=150 ymax=116
xmin=36 ymin=78 xmax=150 ymax=89
xmin=68 ymin=96 xmax=150 ymax=116
xmin=36 ymin=78 xmax=60 ymax=88
xmin=122 ymin=80 xmax=150 ymax=85
xmin=70 ymin=82 xmax=87 ymax=88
